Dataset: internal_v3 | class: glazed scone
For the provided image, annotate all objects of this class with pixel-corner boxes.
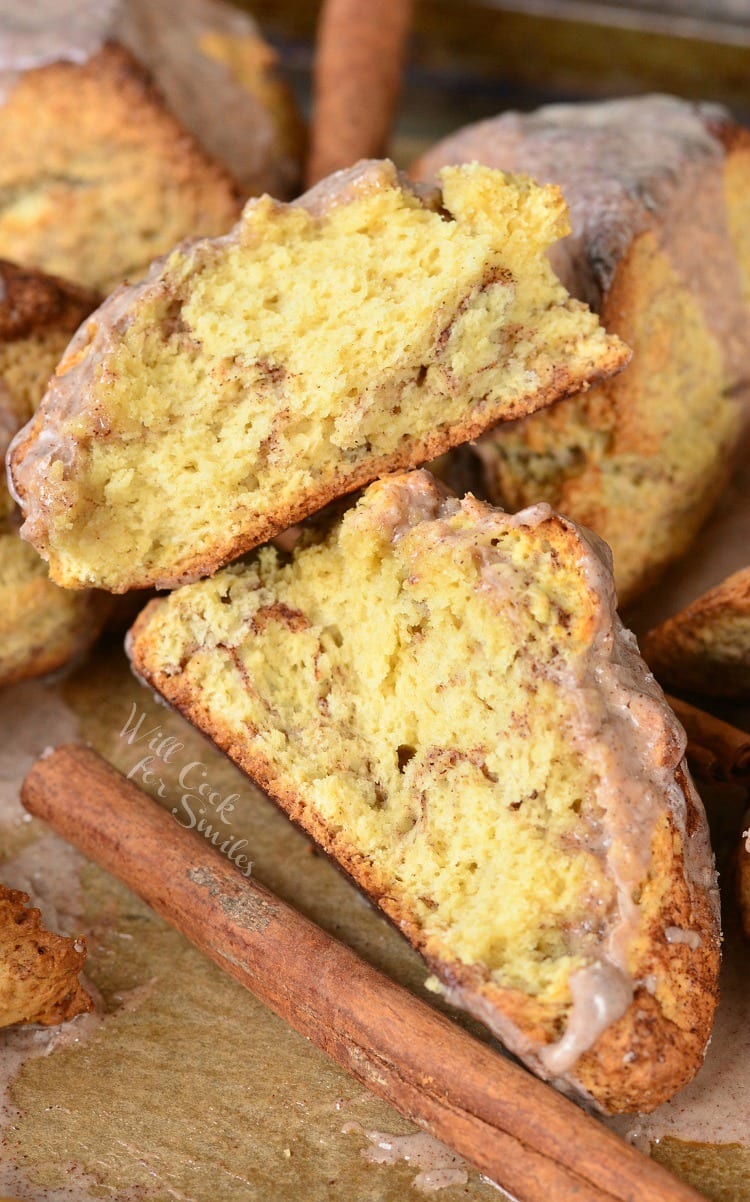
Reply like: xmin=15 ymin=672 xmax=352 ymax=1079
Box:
xmin=0 ymin=883 xmax=92 ymax=1028
xmin=414 ymin=96 xmax=750 ymax=605
xmin=642 ymin=567 xmax=750 ymax=700
xmin=0 ymin=261 xmax=107 ymax=687
xmin=110 ymin=0 xmax=303 ymax=199
xmin=127 ymin=470 xmax=720 ymax=1114
xmin=9 ymin=161 xmax=629 ymax=594
xmin=0 ymin=0 xmax=280 ymax=290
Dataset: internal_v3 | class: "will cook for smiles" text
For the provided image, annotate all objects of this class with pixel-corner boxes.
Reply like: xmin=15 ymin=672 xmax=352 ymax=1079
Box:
xmin=119 ymin=702 xmax=254 ymax=877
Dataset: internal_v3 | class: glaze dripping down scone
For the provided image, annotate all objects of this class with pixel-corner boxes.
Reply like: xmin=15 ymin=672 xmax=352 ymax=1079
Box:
xmin=414 ymin=96 xmax=750 ymax=605
xmin=0 ymin=261 xmax=109 ymax=687
xmin=9 ymin=160 xmax=628 ymax=594
xmin=643 ymin=567 xmax=750 ymax=700
xmin=127 ymin=470 xmax=720 ymax=1114
xmin=0 ymin=883 xmax=92 ymax=1028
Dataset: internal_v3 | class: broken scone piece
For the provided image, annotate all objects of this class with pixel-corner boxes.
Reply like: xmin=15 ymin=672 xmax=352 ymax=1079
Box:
xmin=9 ymin=160 xmax=628 ymax=594
xmin=643 ymin=567 xmax=750 ymax=700
xmin=128 ymin=470 xmax=719 ymax=1114
xmin=0 ymin=884 xmax=92 ymax=1028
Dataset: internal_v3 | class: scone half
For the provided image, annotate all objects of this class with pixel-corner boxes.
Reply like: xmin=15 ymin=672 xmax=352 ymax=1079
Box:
xmin=127 ymin=471 xmax=720 ymax=1114
xmin=10 ymin=160 xmax=628 ymax=593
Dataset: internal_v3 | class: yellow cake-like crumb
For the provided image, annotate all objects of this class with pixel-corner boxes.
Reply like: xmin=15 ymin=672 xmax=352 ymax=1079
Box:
xmin=10 ymin=161 xmax=628 ymax=593
xmin=477 ymin=232 xmax=740 ymax=603
xmin=128 ymin=471 xmax=719 ymax=1113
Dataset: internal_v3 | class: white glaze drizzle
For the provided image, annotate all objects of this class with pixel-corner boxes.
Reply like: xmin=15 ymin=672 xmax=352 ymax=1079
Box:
xmin=664 ymin=926 xmax=702 ymax=950
xmin=342 ymin=1122 xmax=470 ymax=1194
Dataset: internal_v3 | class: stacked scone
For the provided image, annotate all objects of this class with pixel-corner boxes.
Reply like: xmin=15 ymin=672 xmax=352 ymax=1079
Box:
xmin=0 ymin=2 xmax=743 ymax=1120
xmin=6 ymin=122 xmax=728 ymax=1121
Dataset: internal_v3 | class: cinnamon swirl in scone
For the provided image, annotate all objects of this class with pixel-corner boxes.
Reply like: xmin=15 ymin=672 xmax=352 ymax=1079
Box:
xmin=0 ymin=261 xmax=108 ymax=687
xmin=127 ymin=470 xmax=720 ymax=1114
xmin=643 ymin=567 xmax=750 ymax=700
xmin=0 ymin=883 xmax=91 ymax=1028
xmin=0 ymin=0 xmax=303 ymax=291
xmin=9 ymin=160 xmax=628 ymax=594
xmin=414 ymin=96 xmax=750 ymax=605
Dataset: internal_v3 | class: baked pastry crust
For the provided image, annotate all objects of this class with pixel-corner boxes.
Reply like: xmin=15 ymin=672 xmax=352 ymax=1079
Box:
xmin=0 ymin=260 xmax=108 ymax=687
xmin=8 ymin=160 xmax=628 ymax=594
xmin=0 ymin=24 xmax=244 ymax=290
xmin=127 ymin=470 xmax=720 ymax=1114
xmin=414 ymin=96 xmax=750 ymax=605
xmin=642 ymin=566 xmax=750 ymax=700
xmin=0 ymin=883 xmax=92 ymax=1028
xmin=112 ymin=0 xmax=304 ymax=199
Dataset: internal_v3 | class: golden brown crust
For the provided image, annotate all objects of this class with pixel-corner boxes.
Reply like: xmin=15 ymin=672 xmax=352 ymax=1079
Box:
xmin=0 ymin=0 xmax=304 ymax=202
xmin=128 ymin=628 xmax=720 ymax=1111
xmin=0 ymin=261 xmax=98 ymax=344
xmin=413 ymin=96 xmax=750 ymax=606
xmin=127 ymin=502 xmax=720 ymax=1114
xmin=0 ymin=41 xmax=243 ymax=290
xmin=0 ymin=550 xmax=113 ymax=689
xmin=115 ymin=0 xmax=305 ymax=198
xmin=0 ymin=261 xmax=107 ymax=686
xmin=642 ymin=567 xmax=750 ymax=699
xmin=0 ymin=883 xmax=92 ymax=1028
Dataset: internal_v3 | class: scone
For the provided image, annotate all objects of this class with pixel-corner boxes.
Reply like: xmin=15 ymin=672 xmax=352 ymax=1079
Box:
xmin=0 ymin=883 xmax=92 ymax=1028
xmin=9 ymin=160 xmax=629 ymax=594
xmin=0 ymin=261 xmax=107 ymax=687
xmin=642 ymin=567 xmax=750 ymax=700
xmin=109 ymin=0 xmax=303 ymax=198
xmin=127 ymin=470 xmax=720 ymax=1115
xmin=0 ymin=0 xmax=303 ymax=290
xmin=414 ymin=96 xmax=750 ymax=605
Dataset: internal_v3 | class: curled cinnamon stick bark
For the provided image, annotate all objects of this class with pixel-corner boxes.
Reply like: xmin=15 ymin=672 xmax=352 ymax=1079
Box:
xmin=21 ymin=745 xmax=705 ymax=1202
xmin=307 ymin=0 xmax=413 ymax=185
xmin=667 ymin=695 xmax=750 ymax=783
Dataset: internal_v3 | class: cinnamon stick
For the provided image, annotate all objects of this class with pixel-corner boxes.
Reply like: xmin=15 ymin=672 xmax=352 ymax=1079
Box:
xmin=667 ymin=695 xmax=750 ymax=783
xmin=22 ymin=745 xmax=706 ymax=1202
xmin=307 ymin=0 xmax=413 ymax=185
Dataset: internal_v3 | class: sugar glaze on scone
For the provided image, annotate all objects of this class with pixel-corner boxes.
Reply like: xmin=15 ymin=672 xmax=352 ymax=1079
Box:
xmin=127 ymin=470 xmax=720 ymax=1114
xmin=9 ymin=160 xmax=628 ymax=593
xmin=414 ymin=96 xmax=750 ymax=604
